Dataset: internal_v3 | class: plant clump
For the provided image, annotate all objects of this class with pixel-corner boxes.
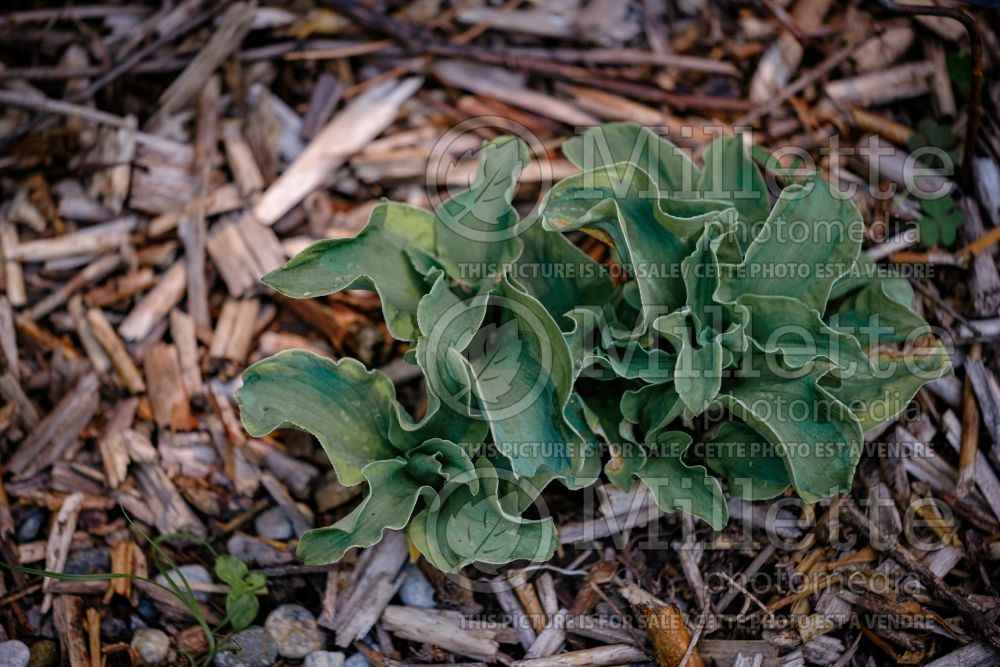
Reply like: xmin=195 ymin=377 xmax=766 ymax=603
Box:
xmin=236 ymin=122 xmax=950 ymax=573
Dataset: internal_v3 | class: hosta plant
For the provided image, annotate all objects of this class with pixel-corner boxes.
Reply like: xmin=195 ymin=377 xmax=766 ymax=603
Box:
xmin=236 ymin=122 xmax=950 ymax=573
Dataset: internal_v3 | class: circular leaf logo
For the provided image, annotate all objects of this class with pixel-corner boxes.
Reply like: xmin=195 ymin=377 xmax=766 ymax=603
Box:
xmin=425 ymin=116 xmax=551 ymax=243
xmin=417 ymin=463 xmax=556 ymax=594
xmin=423 ymin=293 xmax=554 ymax=424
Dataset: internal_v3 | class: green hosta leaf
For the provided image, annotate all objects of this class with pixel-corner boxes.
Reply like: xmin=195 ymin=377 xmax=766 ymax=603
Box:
xmin=634 ymin=431 xmax=728 ymax=529
xmin=433 ymin=136 xmax=528 ymax=284
xmin=572 ymin=378 xmax=634 ymax=443
xmin=565 ymin=307 xmax=675 ymax=382
xmin=470 ymin=319 xmax=524 ymax=405
xmin=823 ymin=337 xmax=951 ymax=432
xmin=705 ymin=422 xmax=790 ymax=501
xmin=408 ymin=458 xmax=559 ymax=573
xmin=405 ymin=270 xmax=492 ymax=448
xmin=514 ymin=222 xmax=614 ymax=319
xmin=475 ymin=276 xmax=584 ymax=478
xmin=406 ymin=438 xmax=479 ymax=493
xmin=541 ymin=164 xmax=691 ymax=317
xmin=560 ymin=394 xmax=604 ymax=489
xmin=621 ymin=382 xmax=683 ymax=441
xmin=830 ymin=281 xmax=930 ymax=348
xmin=713 ymin=348 xmax=864 ymax=503
xmin=263 ymin=202 xmax=436 ymax=341
xmin=720 ymin=178 xmax=863 ymax=312
xmin=237 ymin=351 xmax=401 ymax=486
xmin=263 ymin=137 xmax=528 ymax=341
xmin=605 ymin=441 xmax=646 ymax=492
xmin=298 ymin=439 xmax=478 ymax=565
xmin=697 ymin=134 xmax=771 ymax=231
xmin=416 ymin=272 xmax=585 ymax=478
xmin=739 ymin=294 xmax=871 ymax=371
xmin=390 ymin=390 xmax=489 ymax=452
xmin=562 ymin=122 xmax=700 ymax=194
xmin=415 ymin=269 xmax=489 ymax=396
xmin=675 ymin=332 xmax=724 ymax=417
xmin=297 ymin=458 xmax=426 ymax=564
xmin=683 ymin=219 xmax=733 ymax=334
xmin=541 ymin=162 xmax=733 ymax=327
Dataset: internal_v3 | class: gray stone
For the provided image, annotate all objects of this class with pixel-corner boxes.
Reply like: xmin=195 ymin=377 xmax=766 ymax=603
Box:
xmin=154 ymin=564 xmax=212 ymax=602
xmin=344 ymin=653 xmax=371 ymax=667
xmin=264 ymin=604 xmax=323 ymax=659
xmin=304 ymin=650 xmax=346 ymax=667
xmin=398 ymin=565 xmax=435 ymax=608
xmin=254 ymin=506 xmax=294 ymax=541
xmin=15 ymin=509 xmax=45 ymax=543
xmin=130 ymin=629 xmax=169 ymax=665
xmin=214 ymin=627 xmax=278 ymax=667
xmin=0 ymin=640 xmax=30 ymax=667
xmin=64 ymin=547 xmax=110 ymax=575
xmin=227 ymin=533 xmax=294 ymax=567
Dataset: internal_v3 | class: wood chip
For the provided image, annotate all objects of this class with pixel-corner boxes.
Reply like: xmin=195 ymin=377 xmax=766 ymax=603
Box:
xmin=119 ymin=259 xmax=186 ymax=341
xmin=41 ymin=492 xmax=85 ymax=613
xmin=144 ymin=343 xmax=193 ymax=430
xmin=8 ymin=372 xmax=99 ymax=479
xmin=87 ymin=308 xmax=146 ymax=393
xmin=252 ymin=77 xmax=422 ymax=226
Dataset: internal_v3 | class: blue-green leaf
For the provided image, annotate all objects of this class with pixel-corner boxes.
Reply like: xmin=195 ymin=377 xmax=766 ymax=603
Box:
xmin=705 ymin=422 xmax=790 ymax=501
xmin=237 ymin=351 xmax=401 ymax=486
xmin=408 ymin=459 xmax=558 ymax=573
xmin=263 ymin=202 xmax=436 ymax=341
xmin=720 ymin=178 xmax=863 ymax=312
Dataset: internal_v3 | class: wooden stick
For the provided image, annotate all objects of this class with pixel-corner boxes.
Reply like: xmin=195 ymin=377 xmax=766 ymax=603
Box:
xmin=53 ymin=595 xmax=90 ymax=667
xmin=86 ymin=308 xmax=146 ymax=393
xmin=252 ymin=77 xmax=421 ymax=226
xmin=85 ymin=607 xmax=101 ymax=667
xmin=0 ymin=219 xmax=26 ymax=307
xmin=41 ymin=492 xmax=85 ymax=613
xmin=26 ymin=254 xmax=120 ymax=321
xmin=644 ymin=603 xmax=704 ymax=667
xmin=736 ymin=38 xmax=863 ymax=126
xmin=512 ymin=644 xmax=648 ymax=667
xmin=170 ymin=310 xmax=204 ymax=399
xmin=148 ymin=1 xmax=256 ymax=128
xmin=143 ymin=343 xmax=193 ymax=430
xmin=958 ymin=343 xmax=982 ymax=497
xmin=7 ymin=373 xmax=99 ymax=479
xmin=844 ymin=504 xmax=1000 ymax=648
xmin=119 ymin=260 xmax=186 ymax=341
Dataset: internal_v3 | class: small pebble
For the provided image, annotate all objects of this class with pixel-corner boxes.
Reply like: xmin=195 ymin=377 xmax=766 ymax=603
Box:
xmin=214 ymin=627 xmax=278 ymax=667
xmin=264 ymin=604 xmax=324 ymax=659
xmin=344 ymin=653 xmax=372 ymax=667
xmin=135 ymin=598 xmax=159 ymax=623
xmin=304 ymin=650 xmax=346 ymax=667
xmin=398 ymin=565 xmax=436 ymax=608
xmin=254 ymin=506 xmax=293 ymax=541
xmin=27 ymin=639 xmax=57 ymax=667
xmin=0 ymin=640 xmax=30 ymax=667
xmin=227 ymin=533 xmax=294 ymax=567
xmin=154 ymin=564 xmax=212 ymax=602
xmin=130 ymin=628 xmax=169 ymax=665
xmin=64 ymin=547 xmax=110 ymax=575
xmin=15 ymin=509 xmax=46 ymax=543
xmin=100 ymin=616 xmax=128 ymax=642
